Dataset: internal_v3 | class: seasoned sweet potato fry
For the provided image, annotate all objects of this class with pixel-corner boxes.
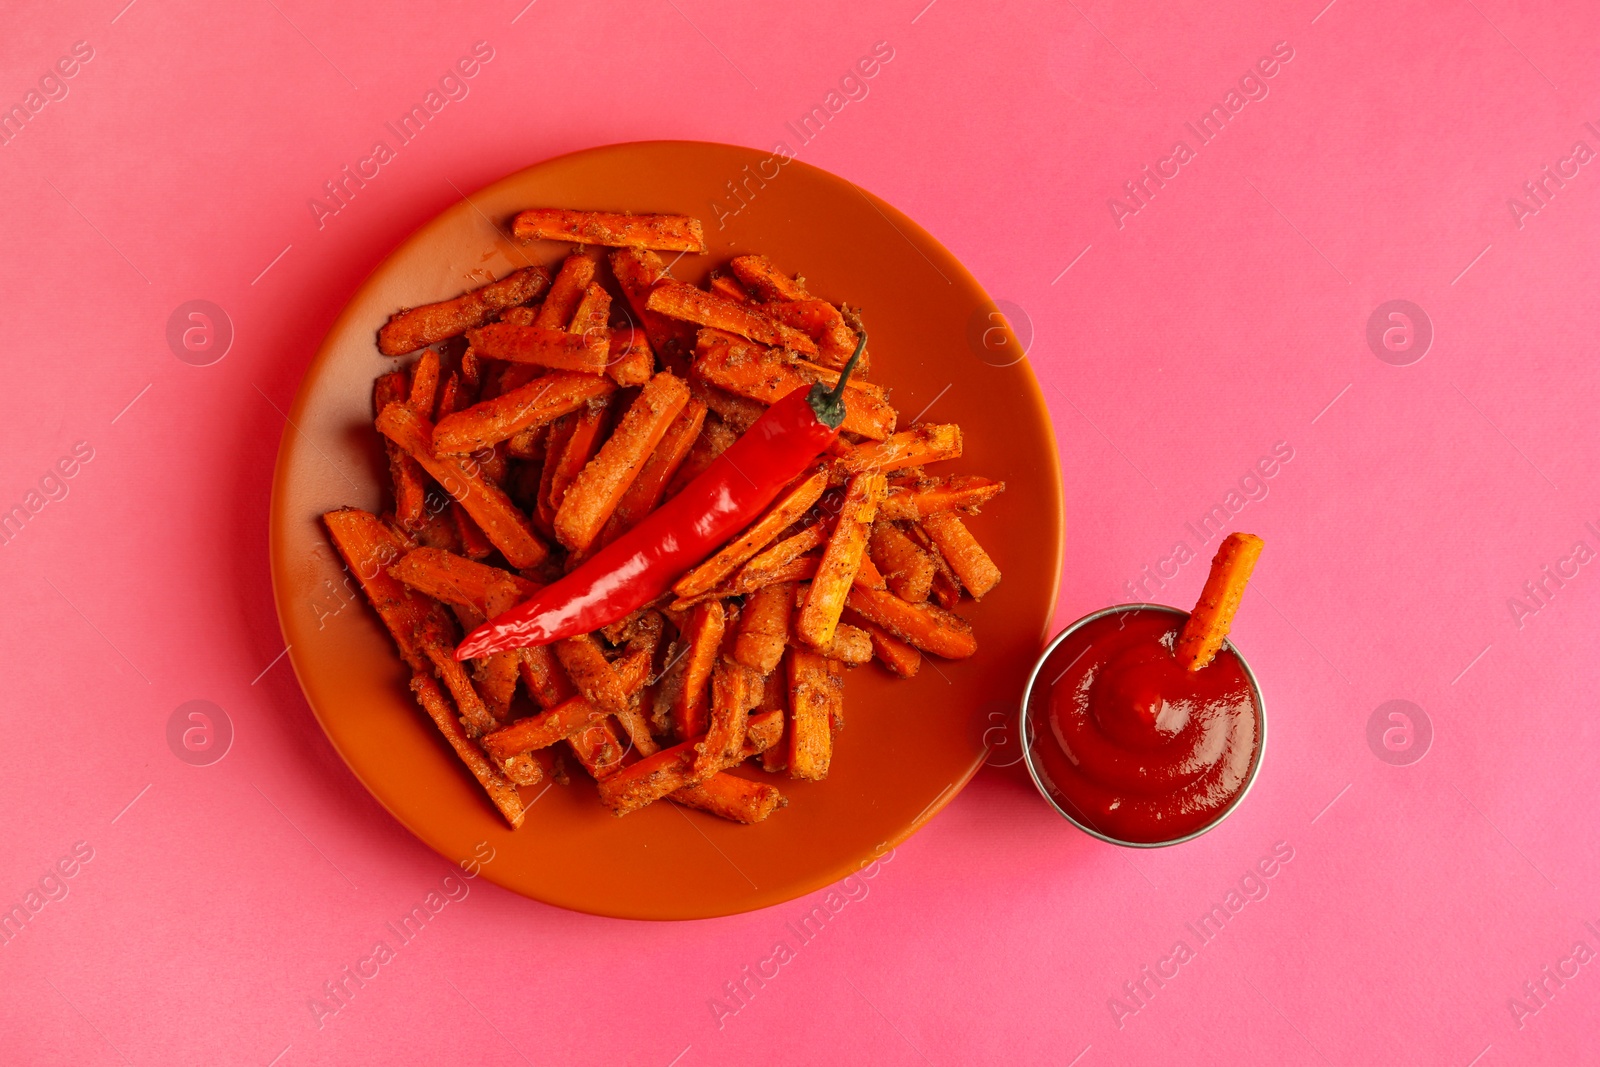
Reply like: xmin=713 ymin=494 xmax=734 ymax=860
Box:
xmin=673 ymin=470 xmax=828 ymax=600
xmin=432 ymin=372 xmax=615 ymax=455
xmin=378 ymin=266 xmax=549 ymax=356
xmin=673 ymin=774 xmax=785 ymax=824
xmin=787 ymin=646 xmax=841 ymax=780
xmin=869 ymin=522 xmax=935 ymax=603
xmin=647 ymin=283 xmax=819 ymax=356
xmin=693 ymin=658 xmax=757 ymax=780
xmin=375 ymin=404 xmax=549 ymax=569
xmin=838 ymin=424 xmax=962 ymax=476
xmin=845 ymin=586 xmax=977 ymax=659
xmin=842 ymin=608 xmax=922 ymax=677
xmin=878 ymin=476 xmax=1004 ymax=522
xmin=536 ymin=253 xmax=599 ymax=329
xmin=797 ymin=473 xmax=886 ymax=649
xmin=410 ymin=673 xmax=526 ymax=828
xmin=1176 ymin=532 xmax=1264 ymax=671
xmin=729 ymin=254 xmax=808 ymax=302
xmin=597 ymin=398 xmax=706 ymax=546
xmin=694 ymin=330 xmax=895 ymax=439
xmin=554 ymin=372 xmax=690 ymax=553
xmin=466 ymin=322 xmax=609 ymax=375
xmin=733 ymin=580 xmax=793 ymax=673
xmin=322 ymin=508 xmax=454 ymax=671
xmin=375 ymin=371 xmax=428 ymax=529
xmin=596 ymin=709 xmax=782 ymax=816
xmin=921 ymin=511 xmax=1001 ymax=599
xmin=673 ymin=600 xmax=725 ymax=739
xmin=512 ymin=208 xmax=707 ymax=252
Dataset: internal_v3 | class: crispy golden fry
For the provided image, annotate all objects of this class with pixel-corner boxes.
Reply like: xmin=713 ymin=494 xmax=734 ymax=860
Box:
xmin=512 ymin=208 xmax=707 ymax=252
xmin=787 ymin=646 xmax=841 ymax=780
xmin=647 ymin=283 xmax=819 ymax=356
xmin=673 ymin=470 xmax=829 ymax=600
xmin=537 ymin=253 xmax=599 ymax=329
xmin=597 ymin=398 xmax=706 ymax=546
xmin=553 ymin=372 xmax=690 ymax=553
xmin=733 ymin=580 xmax=794 ymax=674
xmin=845 ymin=586 xmax=977 ymax=659
xmin=410 ymin=672 xmax=526 ymax=828
xmin=877 ymin=475 xmax=1004 ymax=522
xmin=378 ymin=266 xmax=549 ymax=356
xmin=375 ymin=404 xmax=549 ymax=569
xmin=673 ymin=774 xmax=785 ymax=824
xmin=694 ymin=329 xmax=895 ymax=440
xmin=466 ymin=322 xmax=609 ymax=375
xmin=869 ymin=522 xmax=935 ymax=603
xmin=838 ymin=424 xmax=962 ymax=476
xmin=322 ymin=508 xmax=454 ymax=672
xmin=673 ymin=600 xmax=725 ymax=739
xmin=596 ymin=709 xmax=782 ymax=816
xmin=921 ymin=511 xmax=1001 ymax=599
xmin=1176 ymin=532 xmax=1264 ymax=671
xmin=432 ymin=372 xmax=615 ymax=455
xmin=797 ymin=473 xmax=886 ymax=649
xmin=729 ymin=254 xmax=809 ymax=302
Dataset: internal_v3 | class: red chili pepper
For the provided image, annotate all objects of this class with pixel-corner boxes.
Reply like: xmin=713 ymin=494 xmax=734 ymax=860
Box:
xmin=454 ymin=332 xmax=868 ymax=659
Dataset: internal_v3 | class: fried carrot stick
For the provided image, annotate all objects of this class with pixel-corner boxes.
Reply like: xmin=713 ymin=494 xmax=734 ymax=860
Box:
xmin=596 ymin=398 xmax=706 ymax=547
xmin=511 ymin=208 xmax=707 ymax=252
xmin=841 ymin=608 xmax=921 ymax=677
xmin=539 ymin=399 xmax=613 ymax=537
xmin=664 ymin=415 xmax=737 ymax=497
xmin=424 ymin=645 xmax=498 ymax=737
xmin=762 ymin=299 xmax=858 ymax=368
xmin=606 ymin=326 xmax=655 ymax=387
xmin=869 ymin=522 xmax=936 ymax=603
xmin=375 ymin=404 xmax=549 ymax=569
xmin=388 ymin=549 xmax=539 ymax=612
xmin=375 ymin=371 xmax=428 ymax=529
xmin=820 ymin=622 xmax=872 ymax=666
xmin=536 ymin=253 xmax=599 ymax=329
xmin=689 ymin=378 xmax=769 ymax=434
xmin=431 ymin=372 xmax=615 ymax=455
xmin=596 ymin=709 xmax=782 ymax=816
xmin=756 ymin=669 xmax=788 ymax=773
xmin=553 ymin=372 xmax=690 ymax=553
xmin=729 ymin=254 xmax=809 ymax=302
xmin=921 ymin=511 xmax=1002 ymax=600
xmin=534 ymin=413 xmax=577 ymax=537
xmin=569 ymin=282 xmax=611 ymax=337
xmin=837 ymin=424 xmax=963 ymax=476
xmin=693 ymin=658 xmax=757 ymax=781
xmin=787 ymin=645 xmax=841 ymax=780
xmin=323 ymin=508 xmax=455 ymax=671
xmin=733 ymin=580 xmax=794 ymax=674
xmin=673 ymin=600 xmax=725 ymax=739
xmin=1176 ymin=532 xmax=1264 ymax=671
xmin=451 ymin=503 xmax=494 ymax=561
xmin=407 ymin=349 xmax=442 ymax=413
xmin=466 ymin=322 xmax=609 ymax=375
xmin=610 ymin=247 xmax=696 ymax=374
xmin=552 ymin=634 xmax=637 ymax=714
xmin=797 ymin=473 xmax=886 ymax=649
xmin=410 ymin=672 xmax=526 ymax=828
xmin=908 ymin=522 xmax=963 ymax=609
xmin=646 ymin=283 xmax=819 ymax=356
xmin=673 ymin=470 xmax=829 ymax=600
xmin=708 ymin=273 xmax=752 ymax=304
xmin=672 ymin=774 xmax=785 ymax=824
xmin=566 ymin=718 xmax=629 ymax=780
xmin=480 ymin=647 xmax=649 ymax=760
xmin=377 ymin=266 xmax=549 ymax=356
xmin=877 ymin=476 xmax=1005 ymax=522
xmin=694 ymin=330 xmax=895 ymax=440
xmin=726 ymin=523 xmax=826 ymax=594
xmin=844 ymin=586 xmax=978 ymax=659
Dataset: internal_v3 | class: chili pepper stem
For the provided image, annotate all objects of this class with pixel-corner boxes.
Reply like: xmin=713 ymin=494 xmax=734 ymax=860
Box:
xmin=807 ymin=330 xmax=867 ymax=430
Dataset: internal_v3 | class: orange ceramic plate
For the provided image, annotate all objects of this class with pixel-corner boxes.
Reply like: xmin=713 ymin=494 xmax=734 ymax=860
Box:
xmin=269 ymin=141 xmax=1062 ymax=919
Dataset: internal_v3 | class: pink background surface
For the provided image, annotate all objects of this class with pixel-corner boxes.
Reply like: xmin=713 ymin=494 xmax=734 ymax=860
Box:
xmin=2 ymin=1 xmax=1597 ymax=1064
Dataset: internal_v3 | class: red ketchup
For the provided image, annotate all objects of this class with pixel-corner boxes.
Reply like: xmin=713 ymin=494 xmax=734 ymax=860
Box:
xmin=1025 ymin=608 xmax=1261 ymax=844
